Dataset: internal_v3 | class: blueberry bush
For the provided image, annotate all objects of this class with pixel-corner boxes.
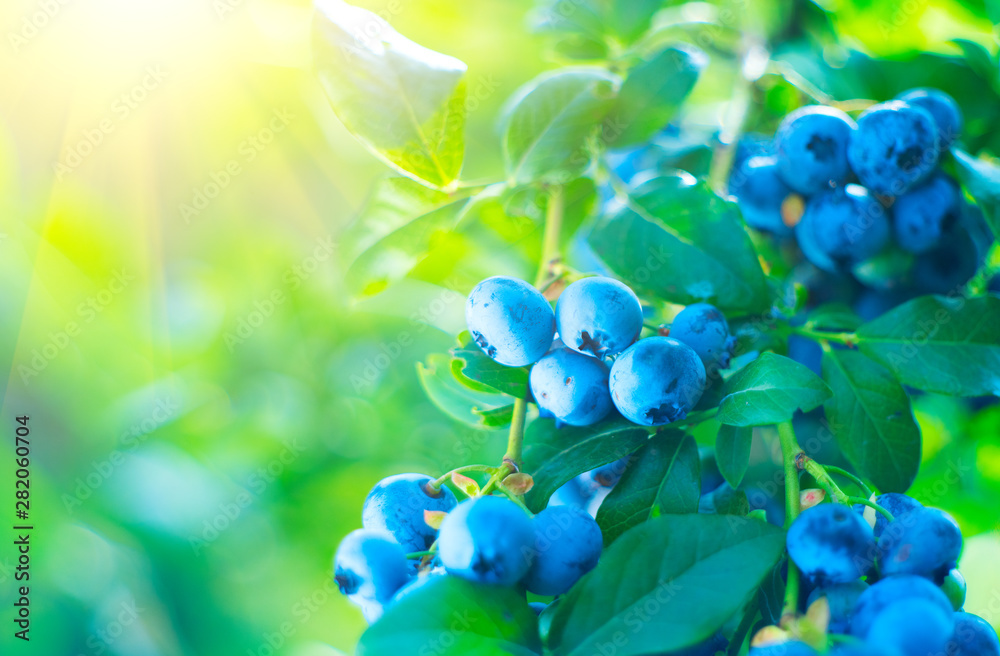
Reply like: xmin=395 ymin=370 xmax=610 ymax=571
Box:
xmin=314 ymin=0 xmax=1000 ymax=653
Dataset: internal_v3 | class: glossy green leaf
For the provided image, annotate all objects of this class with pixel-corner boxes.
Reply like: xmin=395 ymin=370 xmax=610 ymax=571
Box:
xmin=821 ymin=349 xmax=921 ymax=493
xmin=523 ymin=418 xmax=650 ymax=512
xmin=856 ymin=295 xmax=1000 ymax=396
xmin=530 ymin=0 xmax=663 ymax=44
xmin=595 ymin=431 xmax=700 ymax=545
xmin=717 ymin=353 xmax=832 ymax=427
xmin=451 ymin=336 xmax=530 ymax=397
xmin=700 ymin=484 xmax=749 ymax=516
xmin=588 ymin=173 xmax=772 ymax=312
xmin=715 ymin=424 xmax=752 ymax=489
xmin=951 ymin=149 xmax=1000 ymax=240
xmin=313 ymin=0 xmax=467 ymax=189
xmin=503 ymin=68 xmax=619 ymax=184
xmin=417 ymin=354 xmax=511 ymax=429
xmin=359 ymin=575 xmax=540 ymax=655
xmin=547 ymin=514 xmax=786 ymax=656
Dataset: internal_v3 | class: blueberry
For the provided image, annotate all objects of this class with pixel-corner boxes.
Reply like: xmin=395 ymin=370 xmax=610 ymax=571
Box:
xmin=896 ymin=88 xmax=963 ymax=148
xmin=847 ymin=101 xmax=939 ymax=196
xmin=949 ymin=611 xmax=1000 ymax=656
xmin=362 ymin=473 xmax=458 ymax=553
xmin=807 ymin=580 xmax=869 ymax=634
xmin=529 ymin=348 xmax=613 ymax=427
xmin=891 ymin=173 xmax=961 ymax=253
xmin=877 ymin=507 xmax=962 ymax=581
xmin=855 ymin=492 xmax=923 ymax=541
xmin=390 ymin=568 xmax=446 ymax=605
xmin=866 ymin=598 xmax=955 ymax=656
xmin=850 ymin=575 xmax=953 ymax=638
xmin=829 ymin=645 xmax=903 ymax=656
xmin=774 ymin=105 xmax=856 ymax=195
xmin=466 ymin=276 xmax=555 ymax=367
xmin=729 ymin=155 xmax=795 ymax=235
xmin=523 ymin=505 xmax=603 ymax=595
xmin=588 ymin=455 xmax=631 ymax=488
xmin=786 ymin=503 xmax=876 ymax=585
xmin=608 ymin=336 xmax=707 ymax=426
xmin=912 ymin=224 xmax=981 ymax=294
xmin=529 ymin=601 xmax=548 ymax=615
xmin=749 ymin=641 xmax=819 ymax=656
xmin=795 ymin=185 xmax=890 ymax=273
xmin=556 ymin=277 xmax=643 ymax=359
xmin=334 ymin=529 xmax=411 ymax=622
xmin=668 ymin=303 xmax=736 ymax=370
xmin=547 ymin=476 xmax=593 ymax=510
xmin=941 ymin=568 xmax=967 ymax=610
xmin=438 ymin=495 xmax=534 ymax=585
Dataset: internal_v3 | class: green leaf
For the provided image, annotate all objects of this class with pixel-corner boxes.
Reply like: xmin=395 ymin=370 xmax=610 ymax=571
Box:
xmin=951 ymin=149 xmax=1000 ymax=240
xmin=700 ymin=484 xmax=749 ymax=516
xmin=821 ymin=350 xmax=921 ymax=493
xmin=530 ymin=0 xmax=662 ymax=45
xmin=588 ymin=173 xmax=772 ymax=313
xmin=359 ymin=575 xmax=540 ymax=655
xmin=417 ymin=354 xmax=512 ymax=429
xmin=473 ymin=404 xmax=515 ymax=428
xmin=715 ymin=424 xmax=752 ymax=489
xmin=717 ymin=353 xmax=832 ymax=427
xmin=313 ymin=0 xmax=467 ymax=189
xmin=451 ymin=336 xmax=530 ymax=397
xmin=856 ymin=295 xmax=1000 ymax=397
xmin=523 ymin=418 xmax=650 ymax=513
xmin=605 ymin=45 xmax=706 ymax=148
xmin=503 ymin=68 xmax=619 ymax=184
xmin=595 ymin=431 xmax=699 ymax=545
xmin=546 ymin=514 xmax=786 ymax=656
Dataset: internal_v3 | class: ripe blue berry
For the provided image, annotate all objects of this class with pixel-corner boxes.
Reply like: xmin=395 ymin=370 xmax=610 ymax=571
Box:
xmin=807 ymin=580 xmax=869 ymax=634
xmin=556 ymin=277 xmax=643 ymax=359
xmin=856 ymin=492 xmax=923 ymax=541
xmin=609 ymin=336 xmax=707 ymax=426
xmin=912 ymin=224 xmax=981 ymax=294
xmin=786 ymin=503 xmax=876 ymax=585
xmin=774 ymin=105 xmax=856 ymax=195
xmin=891 ymin=173 xmax=960 ymax=253
xmin=829 ymin=645 xmax=902 ymax=656
xmin=362 ymin=473 xmax=458 ymax=553
xmin=850 ymin=575 xmax=953 ymax=638
xmin=795 ymin=185 xmax=890 ymax=273
xmin=668 ymin=303 xmax=736 ymax=370
xmin=847 ymin=101 xmax=939 ymax=196
xmin=466 ymin=276 xmax=555 ymax=367
xmin=877 ymin=507 xmax=962 ymax=581
xmin=866 ymin=598 xmax=954 ymax=656
xmin=438 ymin=496 xmax=534 ymax=585
xmin=950 ymin=611 xmax=1000 ymax=656
xmin=523 ymin=505 xmax=602 ymax=595
xmin=729 ymin=155 xmax=794 ymax=235
xmin=749 ymin=641 xmax=818 ymax=656
xmin=529 ymin=348 xmax=613 ymax=427
xmin=334 ymin=529 xmax=411 ymax=622
xmin=896 ymin=87 xmax=963 ymax=148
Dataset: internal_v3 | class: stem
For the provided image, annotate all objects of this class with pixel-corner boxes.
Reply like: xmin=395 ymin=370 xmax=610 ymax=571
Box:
xmin=505 ymin=397 xmax=528 ymax=469
xmin=822 ymin=465 xmax=874 ymax=499
xmin=535 ymin=185 xmax=564 ymax=288
xmin=428 ymin=464 xmax=497 ymax=491
xmin=777 ymin=421 xmax=801 ymax=620
xmin=848 ymin=496 xmax=894 ymax=523
xmin=496 ymin=483 xmax=533 ymax=514
xmin=802 ymin=459 xmax=851 ymax=505
xmin=727 ymin=601 xmax=760 ymax=656
xmin=789 ymin=326 xmax=856 ymax=346
xmin=406 ymin=550 xmax=435 ymax=559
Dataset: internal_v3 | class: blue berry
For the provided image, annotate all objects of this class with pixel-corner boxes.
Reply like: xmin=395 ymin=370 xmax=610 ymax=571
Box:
xmin=729 ymin=155 xmax=795 ymax=235
xmin=750 ymin=641 xmax=819 ymax=656
xmin=866 ymin=598 xmax=954 ymax=656
xmin=896 ymin=88 xmax=963 ymax=148
xmin=466 ymin=276 xmax=555 ymax=367
xmin=786 ymin=503 xmax=876 ymax=585
xmin=850 ymin=575 xmax=953 ymax=638
xmin=547 ymin=476 xmax=594 ymax=510
xmin=556 ymin=277 xmax=643 ymax=359
xmin=847 ymin=101 xmax=939 ymax=196
xmin=529 ymin=601 xmax=548 ymax=615
xmin=523 ymin=505 xmax=603 ymax=595
xmin=774 ymin=105 xmax=856 ymax=195
xmin=362 ymin=473 xmax=458 ymax=553
xmin=589 ymin=455 xmax=631 ymax=487
xmin=950 ymin=611 xmax=1000 ymax=656
xmin=334 ymin=529 xmax=411 ymax=622
xmin=830 ymin=645 xmax=902 ymax=656
xmin=390 ymin=568 xmax=446 ymax=605
xmin=807 ymin=580 xmax=869 ymax=634
xmin=795 ymin=185 xmax=890 ymax=273
xmin=877 ymin=507 xmax=962 ymax=581
xmin=529 ymin=348 xmax=613 ymax=427
xmin=855 ymin=492 xmax=923 ymax=541
xmin=891 ymin=173 xmax=960 ymax=253
xmin=438 ymin=496 xmax=534 ymax=585
xmin=912 ymin=224 xmax=981 ymax=294
xmin=609 ymin=336 xmax=707 ymax=425
xmin=668 ymin=303 xmax=736 ymax=370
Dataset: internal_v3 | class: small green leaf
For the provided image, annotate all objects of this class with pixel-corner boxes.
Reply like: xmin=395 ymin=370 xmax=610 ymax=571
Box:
xmin=546 ymin=514 xmax=786 ymax=656
xmin=530 ymin=0 xmax=662 ymax=45
xmin=700 ymin=484 xmax=749 ymax=516
xmin=822 ymin=350 xmax=921 ymax=493
xmin=503 ymin=68 xmax=619 ymax=184
xmin=717 ymin=353 xmax=832 ymax=427
xmin=472 ymin=404 xmax=515 ymax=428
xmin=715 ymin=424 xmax=752 ymax=489
xmin=359 ymin=575 xmax=541 ymax=655
xmin=417 ymin=354 xmax=511 ymax=429
xmin=952 ymin=148 xmax=1000 ymax=240
xmin=595 ymin=431 xmax=700 ymax=545
xmin=523 ymin=418 xmax=650 ymax=513
xmin=313 ymin=0 xmax=467 ymax=189
xmin=588 ymin=173 xmax=772 ymax=313
xmin=856 ymin=295 xmax=1000 ymax=397
xmin=605 ymin=45 xmax=707 ymax=148
xmin=451 ymin=336 xmax=530 ymax=397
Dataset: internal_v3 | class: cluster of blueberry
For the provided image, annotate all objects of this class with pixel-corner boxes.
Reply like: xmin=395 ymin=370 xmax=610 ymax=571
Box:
xmin=729 ymin=88 xmax=989 ymax=297
xmin=751 ymin=495 xmax=999 ymax=655
xmin=466 ymin=275 xmax=736 ymax=427
xmin=333 ymin=473 xmax=601 ymax=622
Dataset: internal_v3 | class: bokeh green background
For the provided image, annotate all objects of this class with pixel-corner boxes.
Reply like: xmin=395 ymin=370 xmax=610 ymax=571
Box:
xmin=0 ymin=0 xmax=999 ymax=654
